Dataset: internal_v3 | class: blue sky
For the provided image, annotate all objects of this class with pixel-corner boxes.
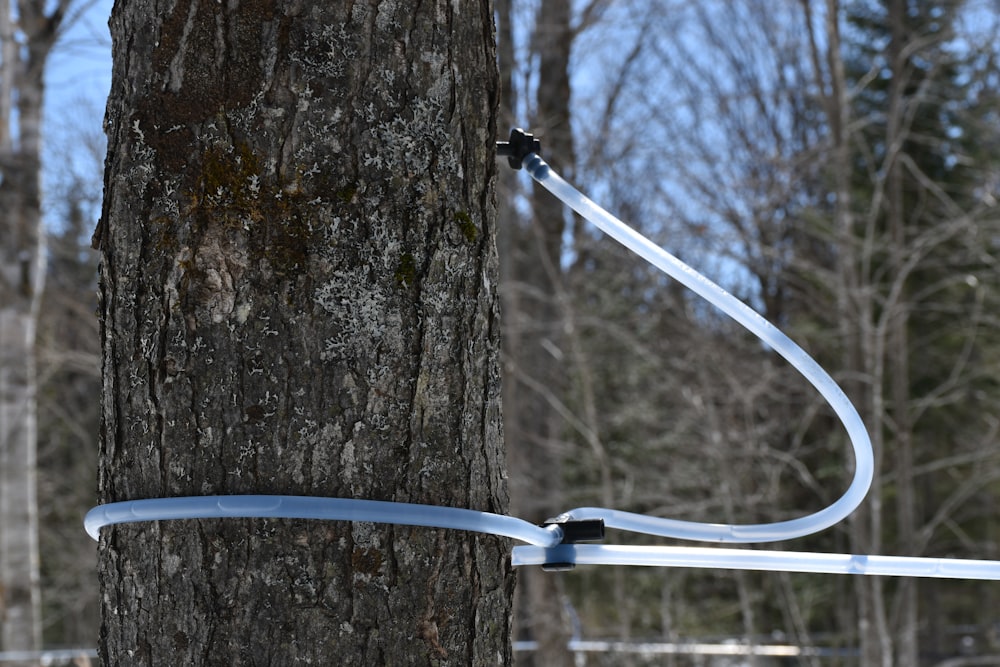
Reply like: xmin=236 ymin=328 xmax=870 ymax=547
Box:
xmin=42 ymin=0 xmax=112 ymax=234
xmin=47 ymin=0 xmax=112 ymax=94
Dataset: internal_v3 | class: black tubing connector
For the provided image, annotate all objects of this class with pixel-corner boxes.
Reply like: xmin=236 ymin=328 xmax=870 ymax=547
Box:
xmin=496 ymin=127 xmax=540 ymax=169
xmin=543 ymin=517 xmax=605 ymax=544
xmin=539 ymin=514 xmax=605 ymax=571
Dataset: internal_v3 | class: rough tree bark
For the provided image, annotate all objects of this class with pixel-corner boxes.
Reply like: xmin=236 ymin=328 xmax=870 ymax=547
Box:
xmin=0 ymin=0 xmax=69 ymax=658
xmin=94 ymin=1 xmax=511 ymax=664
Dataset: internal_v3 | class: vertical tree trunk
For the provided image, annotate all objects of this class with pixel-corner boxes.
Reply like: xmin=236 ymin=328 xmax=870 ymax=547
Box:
xmin=0 ymin=286 xmax=42 ymax=661
xmin=885 ymin=2 xmax=917 ymax=663
xmin=0 ymin=1 xmax=65 ymax=658
xmin=94 ymin=1 xmax=511 ymax=664
xmin=805 ymin=3 xmax=892 ymax=663
xmin=503 ymin=1 xmax=576 ymax=665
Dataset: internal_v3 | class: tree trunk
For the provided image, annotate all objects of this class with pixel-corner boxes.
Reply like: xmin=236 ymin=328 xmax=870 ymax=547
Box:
xmin=884 ymin=3 xmax=918 ymax=665
xmin=803 ymin=2 xmax=895 ymax=663
xmin=0 ymin=301 xmax=43 ymax=660
xmin=503 ymin=1 xmax=576 ymax=665
xmin=94 ymin=1 xmax=511 ymax=664
xmin=0 ymin=0 xmax=65 ymax=658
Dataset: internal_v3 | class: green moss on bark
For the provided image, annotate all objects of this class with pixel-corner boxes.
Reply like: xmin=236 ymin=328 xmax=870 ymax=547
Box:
xmin=455 ymin=211 xmax=478 ymax=242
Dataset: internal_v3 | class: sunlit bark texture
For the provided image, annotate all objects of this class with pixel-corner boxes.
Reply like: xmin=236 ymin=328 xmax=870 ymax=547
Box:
xmin=94 ymin=1 xmax=511 ymax=664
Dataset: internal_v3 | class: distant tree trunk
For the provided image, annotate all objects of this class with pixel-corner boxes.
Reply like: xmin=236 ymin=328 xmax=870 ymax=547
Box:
xmin=502 ymin=1 xmax=577 ymax=665
xmin=803 ymin=2 xmax=895 ymax=663
xmin=94 ymin=1 xmax=511 ymax=664
xmin=0 ymin=0 xmax=68 ymax=659
xmin=884 ymin=3 xmax=918 ymax=664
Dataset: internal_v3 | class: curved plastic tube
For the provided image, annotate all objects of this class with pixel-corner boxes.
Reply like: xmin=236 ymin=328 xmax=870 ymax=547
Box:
xmin=511 ymin=545 xmax=1000 ymax=579
xmin=86 ymin=497 xmax=1000 ymax=580
xmin=84 ymin=495 xmax=563 ymax=547
xmin=525 ymin=154 xmax=874 ymax=543
xmin=79 ymin=152 xmax=1000 ymax=581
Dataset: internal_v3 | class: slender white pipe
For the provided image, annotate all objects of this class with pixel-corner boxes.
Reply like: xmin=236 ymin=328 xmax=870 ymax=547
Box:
xmin=511 ymin=544 xmax=1000 ymax=580
xmin=525 ymin=153 xmax=874 ymax=543
xmin=84 ymin=495 xmax=563 ymax=547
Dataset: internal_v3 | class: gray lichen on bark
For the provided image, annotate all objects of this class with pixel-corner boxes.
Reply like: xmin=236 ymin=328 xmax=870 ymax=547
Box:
xmin=96 ymin=1 xmax=511 ymax=664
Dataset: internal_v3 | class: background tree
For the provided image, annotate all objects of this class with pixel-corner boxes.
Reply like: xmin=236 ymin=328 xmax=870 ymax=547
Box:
xmin=36 ymin=100 xmax=104 ymax=648
xmin=499 ymin=0 xmax=579 ymax=664
xmin=499 ymin=1 xmax=1000 ymax=665
xmin=0 ymin=0 xmax=74 ymax=659
xmin=837 ymin=1 xmax=1000 ymax=661
xmin=94 ymin=1 xmax=511 ymax=663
